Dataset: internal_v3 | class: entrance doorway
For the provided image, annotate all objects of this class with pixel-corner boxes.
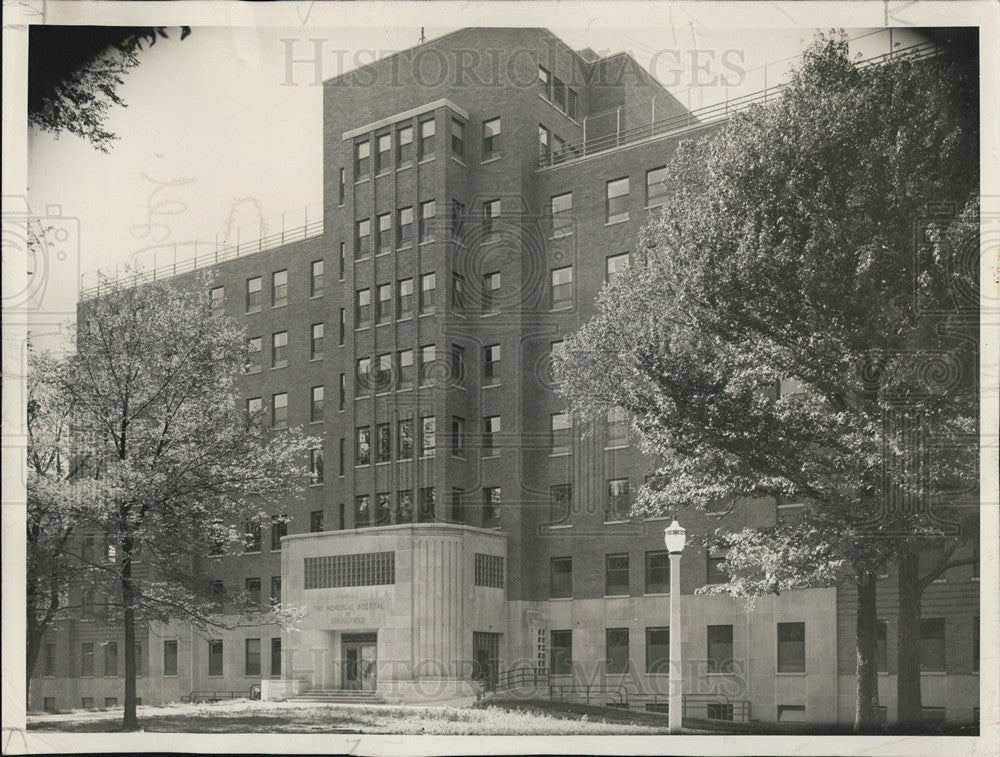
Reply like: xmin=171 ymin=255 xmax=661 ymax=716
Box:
xmin=342 ymin=632 xmax=377 ymax=690
xmin=472 ymin=632 xmax=501 ymax=688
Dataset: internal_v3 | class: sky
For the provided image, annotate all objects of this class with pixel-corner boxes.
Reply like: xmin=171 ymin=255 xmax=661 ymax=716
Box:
xmin=23 ymin=18 xmax=925 ymax=332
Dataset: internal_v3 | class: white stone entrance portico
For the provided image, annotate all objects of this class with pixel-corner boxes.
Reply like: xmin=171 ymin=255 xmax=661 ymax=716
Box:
xmin=272 ymin=523 xmax=508 ymax=703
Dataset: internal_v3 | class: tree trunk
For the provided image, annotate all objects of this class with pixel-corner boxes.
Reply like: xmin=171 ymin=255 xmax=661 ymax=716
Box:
xmin=26 ymin=611 xmax=40 ymax=710
xmin=896 ymin=551 xmax=922 ymax=731
xmin=854 ymin=569 xmax=880 ymax=733
xmin=121 ymin=534 xmax=139 ymax=731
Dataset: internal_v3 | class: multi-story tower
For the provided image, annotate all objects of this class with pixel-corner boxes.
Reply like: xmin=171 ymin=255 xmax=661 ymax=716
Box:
xmin=32 ymin=28 xmax=978 ymax=727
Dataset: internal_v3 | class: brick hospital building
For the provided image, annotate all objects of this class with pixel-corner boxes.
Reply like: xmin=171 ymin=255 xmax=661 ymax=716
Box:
xmin=31 ymin=28 xmax=980 ymax=727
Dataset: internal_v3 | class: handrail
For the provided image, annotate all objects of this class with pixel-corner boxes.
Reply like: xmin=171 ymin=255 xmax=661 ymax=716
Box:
xmin=538 ymin=39 xmax=940 ymax=169
xmin=549 ymin=683 xmax=629 ymax=707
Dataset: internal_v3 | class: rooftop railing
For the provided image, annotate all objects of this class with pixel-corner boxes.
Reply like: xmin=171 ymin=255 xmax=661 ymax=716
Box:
xmin=539 ymin=38 xmax=940 ymax=168
xmin=80 ymin=203 xmax=323 ymax=299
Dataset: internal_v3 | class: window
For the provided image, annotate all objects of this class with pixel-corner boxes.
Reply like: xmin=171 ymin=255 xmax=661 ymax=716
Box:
xmin=646 ymin=166 xmax=668 ymax=207
xmin=538 ymin=124 xmax=550 ymax=161
xmin=355 ymin=426 xmax=371 ymax=465
xmin=271 ymin=392 xmax=287 ymax=428
xmin=80 ymin=642 xmax=95 ymax=676
xmin=356 ymin=357 xmax=371 ymax=393
xmin=163 ymin=640 xmax=178 ymax=676
xmin=646 ymin=627 xmax=670 ymax=674
xmin=208 ymin=640 xmax=223 ymax=676
xmin=538 ymin=66 xmax=550 ymax=98
xmin=271 ymin=638 xmax=282 ymax=676
xmin=482 ymin=487 xmax=502 ymax=528
xmin=550 ymin=484 xmax=571 ymax=525
xmin=270 ymin=576 xmax=281 ymax=604
xmin=419 ymin=486 xmax=436 ymax=522
xmin=339 ymin=242 xmax=346 ymax=279
xmin=605 ymin=407 xmax=629 ymax=447
xmin=375 ymin=352 xmax=392 ymax=391
xmin=922 ymin=707 xmax=946 ymax=725
xmin=482 ymin=117 xmax=500 ymax=159
xmin=210 ymin=285 xmax=225 ymax=313
xmin=397 ymin=419 xmax=414 ymax=460
xmin=244 ymin=638 xmax=261 ymax=676
xmin=420 ymin=272 xmax=436 ymax=312
xmin=550 ymin=192 xmax=573 ymax=238
xmin=338 ymin=439 xmax=345 ymax=476
xmin=339 ymin=308 xmax=346 ymax=344
xmin=310 ymin=448 xmax=324 ymax=483
xmin=397 ymin=125 xmax=413 ymax=168
xmin=396 ymin=491 xmax=414 ymax=524
xmin=396 ymin=208 xmax=413 ymax=247
xmin=355 ymin=288 xmax=371 ymax=328
xmin=451 ymin=416 xmax=465 ymax=456
xmin=376 ymin=283 xmax=392 ymax=324
xmin=304 ymin=551 xmax=396 ymax=587
xmin=606 ymin=177 xmax=630 ymax=224
xmin=103 ymin=641 xmax=118 ymax=676
xmin=44 ymin=642 xmax=56 ymax=676
xmin=550 ymin=557 xmax=572 ymax=598
xmin=355 ymin=139 xmax=370 ymax=179
xmin=550 ymin=630 xmax=572 ymax=674
xmin=376 ymin=423 xmax=391 ymax=463
xmin=606 ymin=554 xmax=629 ymax=596
xmin=339 ymin=373 xmax=346 ymax=410
xmin=246 ymin=276 xmax=262 ymax=313
xmin=393 ymin=279 xmax=414 ymax=322
xmin=708 ymin=625 xmax=734 ymax=673
xmin=244 ymin=518 xmax=262 ymax=552
xmin=310 ymin=510 xmax=325 ymax=533
xmin=777 ymin=705 xmax=806 ymax=722
xmin=451 ymin=344 xmax=465 ymax=385
xmin=377 ymin=213 xmax=392 ymax=254
xmin=419 ymin=118 xmax=435 ymax=159
xmin=482 ymin=415 xmax=501 ymax=457
xmin=452 ymin=272 xmax=465 ymax=310
xmin=355 ymin=218 xmax=371 ymax=258
xmin=776 ymin=501 xmax=806 ymax=524
xmin=354 ymin=495 xmax=370 ymax=528
xmin=482 ymin=272 xmax=500 ymax=315
xmin=920 ymin=618 xmax=945 ymax=671
xmin=270 ymin=331 xmax=287 ymax=369
xmin=777 ymin=622 xmax=806 ymax=673
xmin=105 ymin=697 xmax=118 ymax=708
xmin=270 ymin=515 xmax=287 ymax=551
xmin=451 ymin=118 xmax=465 ymax=160
xmin=375 ymin=492 xmax=391 ymax=525
xmin=483 ymin=344 xmax=500 ymax=383
xmin=271 ymin=269 xmax=287 ymax=307
xmin=246 ymin=336 xmax=262 ymax=374
xmin=449 ymin=488 xmax=464 ymax=524
xmin=310 ymin=386 xmax=324 ymax=423
xmin=375 ymin=132 xmax=391 ymax=174
xmin=706 ymin=550 xmax=729 ymax=584
xmin=605 ymin=479 xmax=630 ymax=521
xmin=475 ymin=553 xmax=504 ymax=587
xmin=876 ymin=621 xmax=888 ymax=672
xmin=550 ymin=266 xmax=573 ymax=310
xmin=338 ymin=167 xmax=345 ymax=205
xmin=310 ymin=260 xmax=324 ymax=297
xmin=246 ymin=576 xmax=262 ymax=605
xmin=645 ymin=551 xmax=670 ymax=594
xmin=606 ymin=629 xmax=629 ymax=675
xmin=567 ymin=88 xmax=579 ymax=120
xmin=81 ymin=697 xmax=95 ymax=709
xmin=481 ymin=199 xmax=501 ymax=244
xmin=552 ymin=75 xmax=566 ymax=111
xmin=550 ymin=412 xmax=571 ymax=455
xmin=397 ymin=349 xmax=414 ymax=389
xmin=420 ymin=416 xmax=436 ymax=456
xmin=606 ymin=252 xmax=630 ymax=287
xmin=419 ymin=200 xmax=436 ymax=243
xmin=303 ymin=323 xmax=320 ymax=361
xmin=419 ymin=344 xmax=436 ymax=385
xmin=135 ymin=642 xmax=144 ymax=677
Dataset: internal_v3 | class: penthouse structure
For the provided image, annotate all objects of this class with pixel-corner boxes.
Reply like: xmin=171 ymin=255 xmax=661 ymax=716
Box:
xmin=32 ymin=28 xmax=979 ymax=727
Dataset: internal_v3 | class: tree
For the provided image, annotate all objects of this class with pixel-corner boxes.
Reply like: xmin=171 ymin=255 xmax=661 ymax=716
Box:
xmin=556 ymin=32 xmax=977 ymax=733
xmin=29 ymin=26 xmax=190 ymax=152
xmin=59 ymin=272 xmax=313 ymax=730
xmin=25 ymin=346 xmax=82 ymax=705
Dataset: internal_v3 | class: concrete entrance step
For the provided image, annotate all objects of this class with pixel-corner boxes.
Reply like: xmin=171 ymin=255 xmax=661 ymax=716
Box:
xmin=288 ymin=689 xmax=385 ymax=704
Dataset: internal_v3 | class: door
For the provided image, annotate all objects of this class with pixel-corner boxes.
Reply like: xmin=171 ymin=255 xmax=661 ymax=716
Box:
xmin=472 ymin=632 xmax=501 ymax=688
xmin=343 ymin=646 xmax=360 ymax=690
xmin=342 ymin=633 xmax=378 ymax=690
xmin=359 ymin=644 xmax=377 ymax=691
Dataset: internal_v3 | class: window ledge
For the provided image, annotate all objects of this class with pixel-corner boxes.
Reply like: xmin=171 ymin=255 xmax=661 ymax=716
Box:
xmin=549 ymin=306 xmax=573 ymax=313
xmin=397 ymin=244 xmax=413 ymax=252
xmin=920 ymin=671 xmax=948 ymax=676
xmin=309 ymin=420 xmax=323 ymax=425
xmin=604 ymin=520 xmax=630 ymax=525
xmin=549 ymin=451 xmax=572 ymax=458
xmin=604 ymin=445 xmax=629 ymax=451
xmin=419 ymin=311 xmax=436 ymax=318
xmin=396 ymin=164 xmax=412 ymax=172
xmin=418 ymin=156 xmax=435 ymax=165
xmin=451 ymin=157 xmax=467 ymax=167
xmin=482 ymin=383 xmax=500 ymax=389
xmin=355 ymin=255 xmax=370 ymax=262
xmin=309 ymin=358 xmax=323 ymax=363
xmin=418 ymin=240 xmax=436 ymax=246
xmin=548 ymin=524 xmax=573 ymax=530
xmin=397 ymin=316 xmax=413 ymax=322
xmin=644 ymin=592 xmax=669 ymax=597
xmin=481 ymin=311 xmax=501 ymax=318
xmin=376 ymin=461 xmax=390 ymax=466
xmin=376 ymin=251 xmax=392 ymax=258
xmin=309 ymin=483 xmax=324 ymax=488
xmin=644 ymin=203 xmax=666 ymax=211
xmin=549 ymin=597 xmax=573 ymax=602
xmin=605 ymin=218 xmax=629 ymax=227
xmin=481 ymin=155 xmax=501 ymax=165
xmin=271 ymin=303 xmax=287 ymax=310
xmin=604 ymin=594 xmax=629 ymax=599
xmin=705 ymin=671 xmax=738 ymax=677
xmin=775 ymin=672 xmax=808 ymax=677
xmin=550 ymin=231 xmax=574 ymax=241
xmin=376 ymin=171 xmax=391 ymax=179
xmin=355 ymin=177 xmax=370 ymax=185
xmin=481 ymin=454 xmax=501 ymax=460
xmin=271 ymin=364 xmax=287 ymax=371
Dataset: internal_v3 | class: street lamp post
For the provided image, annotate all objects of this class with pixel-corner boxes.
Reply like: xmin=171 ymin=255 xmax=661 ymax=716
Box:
xmin=664 ymin=519 xmax=687 ymax=735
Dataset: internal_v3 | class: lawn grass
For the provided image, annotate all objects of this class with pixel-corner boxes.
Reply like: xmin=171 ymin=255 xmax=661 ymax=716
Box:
xmin=27 ymin=698 xmax=668 ymax=735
